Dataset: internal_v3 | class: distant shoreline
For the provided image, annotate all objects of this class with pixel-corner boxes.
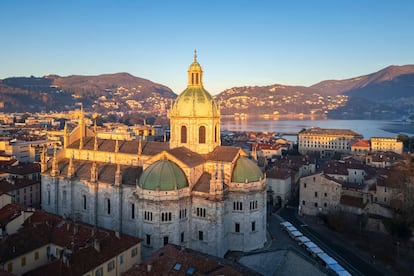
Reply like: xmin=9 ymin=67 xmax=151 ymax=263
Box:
xmin=222 ymin=113 xmax=328 ymax=120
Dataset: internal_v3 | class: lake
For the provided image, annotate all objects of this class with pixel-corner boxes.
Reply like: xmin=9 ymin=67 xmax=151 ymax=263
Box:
xmin=221 ymin=117 xmax=414 ymax=140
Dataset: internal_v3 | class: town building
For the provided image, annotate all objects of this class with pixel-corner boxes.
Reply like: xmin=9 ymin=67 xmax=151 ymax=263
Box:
xmin=266 ymin=168 xmax=291 ymax=207
xmin=40 ymin=53 xmax=267 ymax=258
xmin=298 ymin=127 xmax=363 ymax=158
xmin=0 ymin=205 xmax=141 ymax=276
xmin=0 ymin=162 xmax=41 ymax=208
xmin=124 ymin=243 xmax=260 ymax=276
xmin=370 ymin=137 xmax=403 ymax=154
xmin=298 ymin=173 xmax=341 ymax=216
xmin=0 ymin=139 xmax=57 ymax=163
xmin=350 ymin=139 xmax=370 ymax=155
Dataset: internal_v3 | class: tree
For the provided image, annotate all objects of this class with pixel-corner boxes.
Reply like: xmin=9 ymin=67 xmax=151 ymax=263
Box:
xmin=397 ymin=134 xmax=409 ymax=150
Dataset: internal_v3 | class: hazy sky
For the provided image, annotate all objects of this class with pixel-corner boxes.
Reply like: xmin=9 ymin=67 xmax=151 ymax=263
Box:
xmin=1 ymin=0 xmax=413 ymax=95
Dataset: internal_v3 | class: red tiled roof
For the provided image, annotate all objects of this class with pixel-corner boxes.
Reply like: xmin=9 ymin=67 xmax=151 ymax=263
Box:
xmin=124 ymin=243 xmax=260 ymax=276
xmin=167 ymin=147 xmax=205 ymax=167
xmin=1 ymin=163 xmax=40 ymax=175
xmin=204 ymin=146 xmax=241 ymax=163
xmin=0 ymin=179 xmax=39 ymax=193
xmin=351 ymin=140 xmax=370 ymax=148
xmin=266 ymin=168 xmax=290 ymax=179
xmin=16 ymin=210 xmax=141 ymax=275
xmin=0 ymin=203 xmax=30 ymax=226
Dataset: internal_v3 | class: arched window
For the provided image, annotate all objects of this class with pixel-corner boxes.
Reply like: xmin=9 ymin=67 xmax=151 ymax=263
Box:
xmin=181 ymin=126 xmax=187 ymax=143
xmin=199 ymin=126 xmax=206 ymax=144
xmin=214 ymin=125 xmax=218 ymax=143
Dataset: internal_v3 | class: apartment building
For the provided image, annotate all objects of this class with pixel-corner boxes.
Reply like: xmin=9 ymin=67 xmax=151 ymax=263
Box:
xmin=298 ymin=127 xmax=363 ymax=158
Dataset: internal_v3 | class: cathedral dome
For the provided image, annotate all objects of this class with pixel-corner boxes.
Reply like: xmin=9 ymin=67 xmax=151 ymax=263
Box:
xmin=173 ymin=87 xmax=218 ymax=117
xmin=171 ymin=51 xmax=219 ymax=118
xmin=139 ymin=159 xmax=188 ymax=191
xmin=232 ymin=156 xmax=263 ymax=183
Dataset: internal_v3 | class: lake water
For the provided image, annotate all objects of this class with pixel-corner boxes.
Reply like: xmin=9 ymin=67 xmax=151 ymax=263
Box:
xmin=221 ymin=117 xmax=414 ymax=140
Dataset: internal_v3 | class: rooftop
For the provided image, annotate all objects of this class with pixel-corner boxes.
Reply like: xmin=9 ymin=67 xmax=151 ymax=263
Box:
xmin=0 ymin=207 xmax=141 ymax=275
xmin=299 ymin=127 xmax=362 ymax=137
xmin=124 ymin=243 xmax=260 ymax=276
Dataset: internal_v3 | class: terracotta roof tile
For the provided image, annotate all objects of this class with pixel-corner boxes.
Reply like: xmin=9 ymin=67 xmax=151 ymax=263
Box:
xmin=0 ymin=203 xmax=30 ymax=226
xmin=203 ymin=146 xmax=241 ymax=162
xmin=124 ymin=243 xmax=260 ymax=276
xmin=266 ymin=168 xmax=290 ymax=179
xmin=351 ymin=140 xmax=370 ymax=147
xmin=167 ymin=147 xmax=205 ymax=167
xmin=21 ymin=210 xmax=141 ymax=276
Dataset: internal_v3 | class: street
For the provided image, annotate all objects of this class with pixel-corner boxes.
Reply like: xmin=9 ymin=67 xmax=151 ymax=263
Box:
xmin=272 ymin=206 xmax=386 ymax=276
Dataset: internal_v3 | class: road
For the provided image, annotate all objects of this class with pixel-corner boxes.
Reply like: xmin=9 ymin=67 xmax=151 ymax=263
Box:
xmin=276 ymin=207 xmax=385 ymax=276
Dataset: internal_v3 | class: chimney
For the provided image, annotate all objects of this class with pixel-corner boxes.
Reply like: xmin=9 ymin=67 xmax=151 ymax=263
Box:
xmin=147 ymin=264 xmax=152 ymax=272
xmin=73 ymin=223 xmax=79 ymax=235
xmin=115 ymin=231 xmax=121 ymax=239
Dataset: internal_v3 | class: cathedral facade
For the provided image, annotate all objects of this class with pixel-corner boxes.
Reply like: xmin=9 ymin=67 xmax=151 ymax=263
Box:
xmin=41 ymin=54 xmax=267 ymax=257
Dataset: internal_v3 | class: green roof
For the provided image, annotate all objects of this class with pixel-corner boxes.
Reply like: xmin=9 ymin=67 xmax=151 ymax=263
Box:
xmin=139 ymin=159 xmax=188 ymax=191
xmin=173 ymin=87 xmax=218 ymax=117
xmin=232 ymin=156 xmax=263 ymax=183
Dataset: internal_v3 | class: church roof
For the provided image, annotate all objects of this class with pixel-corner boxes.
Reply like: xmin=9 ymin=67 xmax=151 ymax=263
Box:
xmin=139 ymin=159 xmax=188 ymax=191
xmin=57 ymin=159 xmax=141 ymax=186
xmin=67 ymin=137 xmax=169 ymax=155
xmin=192 ymin=172 xmax=211 ymax=193
xmin=167 ymin=147 xmax=205 ymax=167
xmin=232 ymin=156 xmax=263 ymax=183
xmin=204 ymin=146 xmax=241 ymax=162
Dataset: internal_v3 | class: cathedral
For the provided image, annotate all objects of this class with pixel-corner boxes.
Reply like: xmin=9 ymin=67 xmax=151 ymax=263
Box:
xmin=41 ymin=53 xmax=267 ymax=257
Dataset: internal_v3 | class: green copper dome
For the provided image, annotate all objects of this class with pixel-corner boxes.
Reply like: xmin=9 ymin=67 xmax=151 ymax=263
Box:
xmin=232 ymin=156 xmax=263 ymax=183
xmin=139 ymin=159 xmax=188 ymax=191
xmin=173 ymin=87 xmax=218 ymax=117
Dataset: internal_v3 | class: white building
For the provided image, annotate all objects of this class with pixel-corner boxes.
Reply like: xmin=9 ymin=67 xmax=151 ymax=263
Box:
xmin=298 ymin=127 xmax=363 ymax=158
xmin=41 ymin=54 xmax=267 ymax=258
xmin=299 ymin=173 xmax=341 ymax=216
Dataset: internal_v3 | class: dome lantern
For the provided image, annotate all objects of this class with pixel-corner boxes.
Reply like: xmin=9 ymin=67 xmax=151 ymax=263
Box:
xmin=188 ymin=50 xmax=203 ymax=87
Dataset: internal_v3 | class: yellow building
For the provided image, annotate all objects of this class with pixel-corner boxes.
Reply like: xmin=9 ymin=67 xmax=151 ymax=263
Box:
xmin=370 ymin=137 xmax=403 ymax=154
xmin=0 ymin=206 xmax=141 ymax=276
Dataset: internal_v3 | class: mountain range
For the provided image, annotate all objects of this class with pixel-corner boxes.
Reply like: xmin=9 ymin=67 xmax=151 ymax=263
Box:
xmin=1 ymin=65 xmax=413 ymax=120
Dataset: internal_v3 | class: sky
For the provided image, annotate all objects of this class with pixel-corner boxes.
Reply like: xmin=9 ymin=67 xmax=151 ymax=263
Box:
xmin=1 ymin=0 xmax=413 ymax=95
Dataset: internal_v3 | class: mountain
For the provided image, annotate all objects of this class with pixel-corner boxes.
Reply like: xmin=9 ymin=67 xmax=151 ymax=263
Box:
xmin=311 ymin=65 xmax=414 ymax=95
xmin=1 ymin=65 xmax=413 ymax=120
xmin=0 ymin=73 xmax=176 ymax=113
xmin=217 ymin=65 xmax=414 ymax=119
